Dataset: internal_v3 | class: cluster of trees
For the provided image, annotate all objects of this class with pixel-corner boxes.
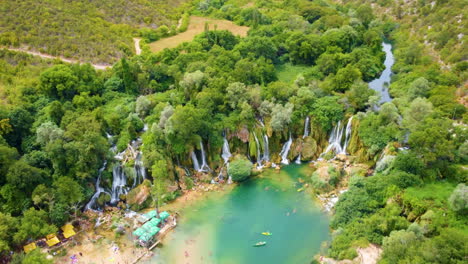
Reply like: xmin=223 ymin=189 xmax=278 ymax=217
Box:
xmin=0 ymin=0 xmax=189 ymax=64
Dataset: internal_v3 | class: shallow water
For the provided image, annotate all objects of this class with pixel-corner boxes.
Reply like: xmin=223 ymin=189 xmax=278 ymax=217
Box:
xmin=148 ymin=165 xmax=329 ymax=264
xmin=369 ymin=42 xmax=394 ymax=104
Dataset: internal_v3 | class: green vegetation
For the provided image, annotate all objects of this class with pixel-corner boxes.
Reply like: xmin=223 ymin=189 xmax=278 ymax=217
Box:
xmin=0 ymin=0 xmax=466 ymax=262
xmin=0 ymin=0 xmax=189 ymax=64
xmin=228 ymin=157 xmax=253 ymax=181
xmin=276 ymin=63 xmax=310 ymax=84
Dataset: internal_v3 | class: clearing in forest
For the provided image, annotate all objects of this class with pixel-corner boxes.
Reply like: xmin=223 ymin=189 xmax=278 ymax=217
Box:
xmin=149 ymin=16 xmax=249 ymax=53
xmin=276 ymin=63 xmax=311 ymax=84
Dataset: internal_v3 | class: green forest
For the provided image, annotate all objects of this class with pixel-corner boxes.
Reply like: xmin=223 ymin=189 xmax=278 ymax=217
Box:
xmin=0 ymin=0 xmax=466 ymax=263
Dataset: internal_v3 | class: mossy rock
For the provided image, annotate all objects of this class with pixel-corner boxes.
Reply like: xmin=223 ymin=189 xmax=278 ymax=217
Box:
xmin=97 ymin=192 xmax=111 ymax=207
xmin=301 ymin=137 xmax=318 ymax=160
xmin=126 ymin=179 xmax=151 ymax=208
xmin=290 ymin=138 xmax=303 ymax=160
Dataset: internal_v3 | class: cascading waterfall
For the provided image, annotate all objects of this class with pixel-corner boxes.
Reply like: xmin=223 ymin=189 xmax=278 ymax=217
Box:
xmin=320 ymin=116 xmax=354 ymax=158
xmin=323 ymin=120 xmax=345 ymax=155
xmin=262 ymin=134 xmax=270 ymax=162
xmin=303 ymin=116 xmax=310 ymax=138
xmin=340 ymin=116 xmax=354 ymax=155
xmin=221 ymin=135 xmax=232 ymax=164
xmin=279 ymin=134 xmax=293 ymax=164
xmin=253 ymin=132 xmax=262 ymax=164
xmin=110 ymin=164 xmax=128 ymax=205
xmin=85 ymin=161 xmax=109 ymax=211
xmin=295 ymin=154 xmax=302 ymax=164
xmin=191 ymin=151 xmax=201 ymax=171
xmin=200 ymin=141 xmax=210 ymax=172
xmin=132 ymin=152 xmax=146 ymax=188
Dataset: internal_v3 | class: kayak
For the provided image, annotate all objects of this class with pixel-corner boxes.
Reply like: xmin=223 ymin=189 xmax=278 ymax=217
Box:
xmin=261 ymin=232 xmax=272 ymax=236
xmin=253 ymin=241 xmax=267 ymax=247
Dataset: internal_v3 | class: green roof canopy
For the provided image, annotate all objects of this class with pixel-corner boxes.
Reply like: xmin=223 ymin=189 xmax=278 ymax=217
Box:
xmin=159 ymin=211 xmax=170 ymax=220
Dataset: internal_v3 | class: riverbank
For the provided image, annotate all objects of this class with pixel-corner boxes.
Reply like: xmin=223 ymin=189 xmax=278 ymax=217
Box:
xmin=52 ymin=181 xmax=231 ymax=264
xmin=54 ymin=163 xmax=358 ymax=264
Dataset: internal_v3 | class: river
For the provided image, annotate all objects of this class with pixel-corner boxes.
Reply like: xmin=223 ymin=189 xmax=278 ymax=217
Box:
xmin=369 ymin=42 xmax=394 ymax=104
xmin=147 ymin=165 xmax=329 ymax=264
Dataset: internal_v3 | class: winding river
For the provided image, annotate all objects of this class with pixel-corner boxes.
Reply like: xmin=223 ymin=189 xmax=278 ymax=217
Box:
xmin=147 ymin=165 xmax=329 ymax=264
xmin=369 ymin=42 xmax=394 ymax=104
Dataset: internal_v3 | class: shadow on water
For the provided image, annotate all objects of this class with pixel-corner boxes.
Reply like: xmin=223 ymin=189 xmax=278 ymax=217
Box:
xmin=149 ymin=165 xmax=329 ymax=264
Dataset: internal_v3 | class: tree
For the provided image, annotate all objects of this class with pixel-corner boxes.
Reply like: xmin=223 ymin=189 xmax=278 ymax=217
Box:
xmin=311 ymin=96 xmax=344 ymax=131
xmin=228 ymin=157 xmax=253 ymax=182
xmin=448 ymin=184 xmax=467 ymax=214
xmin=40 ymin=65 xmax=78 ymax=99
xmin=393 ymin=152 xmax=425 ymax=175
xmin=194 ymin=30 xmax=239 ymax=51
xmin=402 ymin=98 xmax=433 ymax=132
xmin=22 ymin=249 xmax=52 ymax=264
xmin=345 ymin=80 xmax=375 ymax=110
xmin=53 ymin=177 xmax=83 ymax=205
xmin=286 ymin=33 xmax=324 ymax=64
xmin=271 ymin=103 xmax=294 ymax=131
xmin=408 ymin=77 xmax=430 ymax=100
xmin=179 ymin=70 xmax=206 ymax=100
xmin=164 ymin=104 xmax=209 ymax=154
xmin=136 ymin=96 xmax=152 ymax=117
xmin=6 ymin=161 xmax=48 ymax=193
xmin=235 ymin=36 xmax=278 ymax=61
xmin=409 ymin=117 xmax=454 ymax=163
xmin=0 ymin=144 xmax=18 ymax=184
xmin=150 ymin=160 xmax=169 ymax=211
xmin=381 ymin=230 xmax=419 ymax=263
xmin=0 ymin=212 xmax=17 ymax=253
xmin=330 ymin=65 xmax=362 ymax=92
xmin=14 ymin=208 xmax=57 ymax=243
xmin=356 ymin=5 xmax=374 ymax=27
xmin=36 ymin=122 xmax=64 ymax=146
xmin=226 ymin=82 xmax=248 ymax=109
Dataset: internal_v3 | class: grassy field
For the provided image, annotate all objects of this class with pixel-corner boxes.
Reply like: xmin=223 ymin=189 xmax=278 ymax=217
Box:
xmin=149 ymin=16 xmax=250 ymax=53
xmin=276 ymin=63 xmax=311 ymax=84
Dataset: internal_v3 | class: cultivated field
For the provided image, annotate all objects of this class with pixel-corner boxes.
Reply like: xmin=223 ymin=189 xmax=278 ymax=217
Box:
xmin=149 ymin=16 xmax=250 ymax=53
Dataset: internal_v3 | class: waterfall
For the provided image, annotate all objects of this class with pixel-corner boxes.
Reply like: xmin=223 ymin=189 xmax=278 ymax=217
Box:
xmin=133 ymin=152 xmax=146 ymax=188
xmin=200 ymin=141 xmax=210 ymax=171
xmin=279 ymin=134 xmax=293 ymax=164
xmin=253 ymin=132 xmax=262 ymax=163
xmin=303 ymin=117 xmax=310 ymax=138
xmin=295 ymin=154 xmax=302 ymax=164
xmin=262 ymin=134 xmax=270 ymax=162
xmin=323 ymin=121 xmax=345 ymax=155
xmin=221 ymin=136 xmax=232 ymax=164
xmin=341 ymin=116 xmax=353 ymax=155
xmin=110 ymin=164 xmax=127 ymax=205
xmin=191 ymin=151 xmax=201 ymax=171
xmin=85 ymin=161 xmax=109 ymax=211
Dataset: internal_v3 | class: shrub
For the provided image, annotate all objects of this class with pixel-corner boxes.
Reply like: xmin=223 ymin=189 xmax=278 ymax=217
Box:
xmin=228 ymin=157 xmax=253 ymax=182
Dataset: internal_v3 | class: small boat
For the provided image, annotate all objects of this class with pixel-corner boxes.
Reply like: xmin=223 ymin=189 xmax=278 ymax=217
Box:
xmin=297 ymin=187 xmax=304 ymax=192
xmin=253 ymin=241 xmax=267 ymax=247
xmin=261 ymin=232 xmax=272 ymax=236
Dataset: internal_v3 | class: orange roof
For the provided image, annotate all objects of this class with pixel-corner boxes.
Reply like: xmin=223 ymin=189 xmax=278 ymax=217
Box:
xmin=46 ymin=235 xmax=60 ymax=247
xmin=23 ymin=242 xmax=36 ymax=253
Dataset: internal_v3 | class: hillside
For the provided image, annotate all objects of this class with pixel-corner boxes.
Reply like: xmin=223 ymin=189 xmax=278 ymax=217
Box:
xmin=0 ymin=0 xmax=189 ymax=64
